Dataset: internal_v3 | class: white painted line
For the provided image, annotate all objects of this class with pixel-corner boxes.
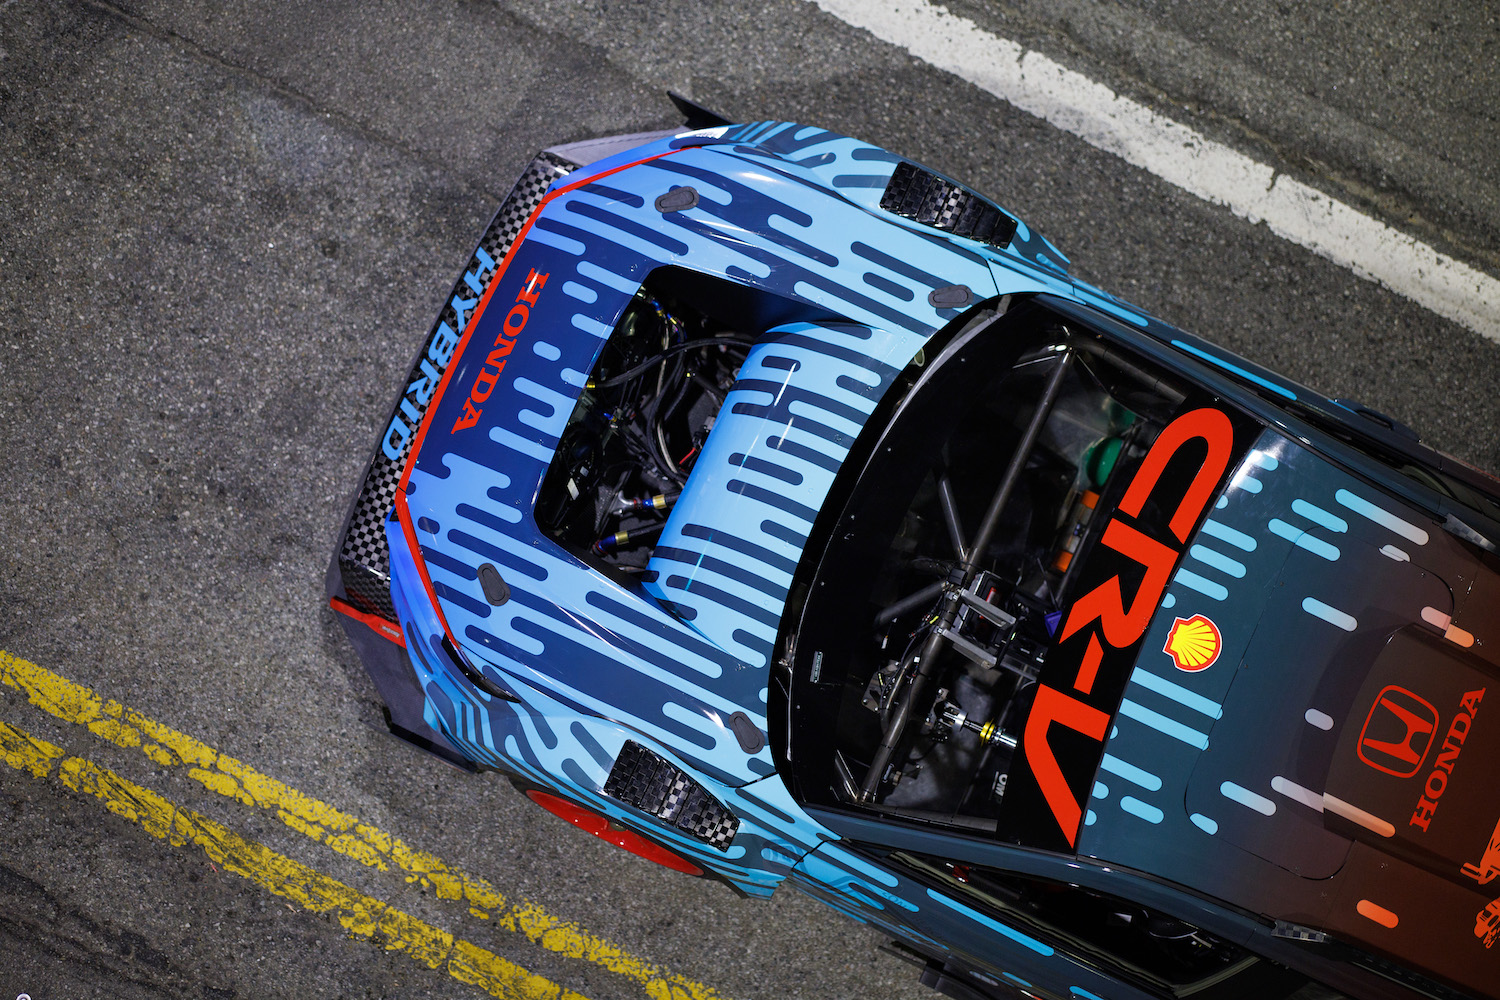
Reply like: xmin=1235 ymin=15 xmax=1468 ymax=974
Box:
xmin=807 ymin=0 xmax=1500 ymax=343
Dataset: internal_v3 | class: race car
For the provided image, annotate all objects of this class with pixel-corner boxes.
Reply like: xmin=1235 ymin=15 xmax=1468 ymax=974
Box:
xmin=328 ymin=97 xmax=1500 ymax=1000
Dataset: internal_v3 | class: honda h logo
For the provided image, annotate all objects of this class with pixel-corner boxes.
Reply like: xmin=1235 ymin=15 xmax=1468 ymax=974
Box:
xmin=1358 ymin=685 xmax=1439 ymax=777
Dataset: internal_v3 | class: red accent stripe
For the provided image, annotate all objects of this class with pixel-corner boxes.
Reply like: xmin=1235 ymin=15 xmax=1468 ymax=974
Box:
xmin=393 ymin=148 xmax=684 ymax=648
xmin=525 ymin=789 xmax=704 ymax=876
xmin=329 ymin=596 xmax=406 ymax=647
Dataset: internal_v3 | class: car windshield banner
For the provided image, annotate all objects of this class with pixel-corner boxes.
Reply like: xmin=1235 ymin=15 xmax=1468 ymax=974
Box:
xmin=996 ymin=396 xmax=1259 ymax=852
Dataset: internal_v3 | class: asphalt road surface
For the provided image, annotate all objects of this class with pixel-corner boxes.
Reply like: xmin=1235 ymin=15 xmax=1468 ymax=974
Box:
xmin=2 ymin=2 xmax=1497 ymax=999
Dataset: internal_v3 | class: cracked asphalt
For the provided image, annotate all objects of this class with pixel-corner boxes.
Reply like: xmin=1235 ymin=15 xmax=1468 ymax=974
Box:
xmin=1 ymin=1 xmax=1496 ymax=998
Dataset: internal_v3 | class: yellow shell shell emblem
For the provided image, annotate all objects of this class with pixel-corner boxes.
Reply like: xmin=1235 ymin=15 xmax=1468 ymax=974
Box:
xmin=1163 ymin=614 xmax=1222 ymax=672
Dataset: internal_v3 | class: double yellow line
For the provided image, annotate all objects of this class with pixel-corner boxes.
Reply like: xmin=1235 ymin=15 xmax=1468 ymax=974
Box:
xmin=0 ymin=651 xmax=724 ymax=1000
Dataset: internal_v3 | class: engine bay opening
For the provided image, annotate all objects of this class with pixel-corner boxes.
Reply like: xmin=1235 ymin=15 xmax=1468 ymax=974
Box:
xmin=535 ymin=275 xmax=755 ymax=573
xmin=781 ymin=303 xmax=1193 ymax=836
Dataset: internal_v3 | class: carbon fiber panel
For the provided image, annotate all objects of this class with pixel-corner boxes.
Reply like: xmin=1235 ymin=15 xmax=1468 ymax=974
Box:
xmin=605 ymin=740 xmax=740 ymax=849
xmin=880 ymin=160 xmax=1017 ymax=249
xmin=336 ymin=152 xmax=574 ymax=618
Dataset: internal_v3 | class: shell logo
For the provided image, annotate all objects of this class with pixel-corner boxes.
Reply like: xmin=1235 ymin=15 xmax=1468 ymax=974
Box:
xmin=1163 ymin=614 xmax=1222 ymax=672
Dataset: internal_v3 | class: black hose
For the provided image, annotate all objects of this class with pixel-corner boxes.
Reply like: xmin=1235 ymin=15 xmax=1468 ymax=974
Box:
xmin=874 ymin=580 xmax=946 ymax=629
xmin=592 ymin=337 xmax=756 ymax=389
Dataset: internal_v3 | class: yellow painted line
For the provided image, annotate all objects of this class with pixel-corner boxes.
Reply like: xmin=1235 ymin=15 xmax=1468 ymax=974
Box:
xmin=0 ymin=651 xmax=723 ymax=1000
xmin=0 ymin=719 xmax=585 ymax=1000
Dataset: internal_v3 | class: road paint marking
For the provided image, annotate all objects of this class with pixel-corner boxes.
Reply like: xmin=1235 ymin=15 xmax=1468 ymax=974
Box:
xmin=0 ymin=719 xmax=587 ymax=1000
xmin=0 ymin=651 xmax=723 ymax=1000
xmin=807 ymin=0 xmax=1500 ymax=343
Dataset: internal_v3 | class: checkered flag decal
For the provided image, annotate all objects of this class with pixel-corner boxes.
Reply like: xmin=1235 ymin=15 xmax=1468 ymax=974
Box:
xmin=605 ymin=741 xmax=740 ymax=850
xmin=336 ymin=152 xmax=574 ymax=619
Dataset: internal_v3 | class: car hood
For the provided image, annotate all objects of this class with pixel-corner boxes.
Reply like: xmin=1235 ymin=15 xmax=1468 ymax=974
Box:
xmin=391 ymin=121 xmax=1234 ymax=788
xmin=1078 ymin=428 xmax=1500 ymax=996
xmin=394 ymin=125 xmax=1037 ymax=786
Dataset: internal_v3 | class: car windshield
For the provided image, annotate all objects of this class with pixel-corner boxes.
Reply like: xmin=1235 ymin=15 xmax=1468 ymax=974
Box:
xmin=779 ymin=304 xmax=1237 ymax=846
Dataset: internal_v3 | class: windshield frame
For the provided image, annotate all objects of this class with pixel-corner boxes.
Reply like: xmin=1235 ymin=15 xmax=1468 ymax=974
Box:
xmin=771 ymin=298 xmax=1261 ymax=852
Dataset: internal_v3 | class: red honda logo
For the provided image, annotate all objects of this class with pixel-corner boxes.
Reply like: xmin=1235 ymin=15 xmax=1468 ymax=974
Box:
xmin=1358 ymin=685 xmax=1439 ymax=777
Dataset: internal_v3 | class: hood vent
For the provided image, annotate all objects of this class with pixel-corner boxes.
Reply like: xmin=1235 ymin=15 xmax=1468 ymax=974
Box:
xmin=605 ymin=741 xmax=739 ymax=850
xmin=880 ymin=161 xmax=1017 ymax=249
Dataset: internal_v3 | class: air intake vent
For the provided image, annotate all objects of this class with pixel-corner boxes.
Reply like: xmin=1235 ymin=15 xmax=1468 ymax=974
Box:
xmin=605 ymin=741 xmax=740 ymax=850
xmin=880 ymin=161 xmax=1017 ymax=249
